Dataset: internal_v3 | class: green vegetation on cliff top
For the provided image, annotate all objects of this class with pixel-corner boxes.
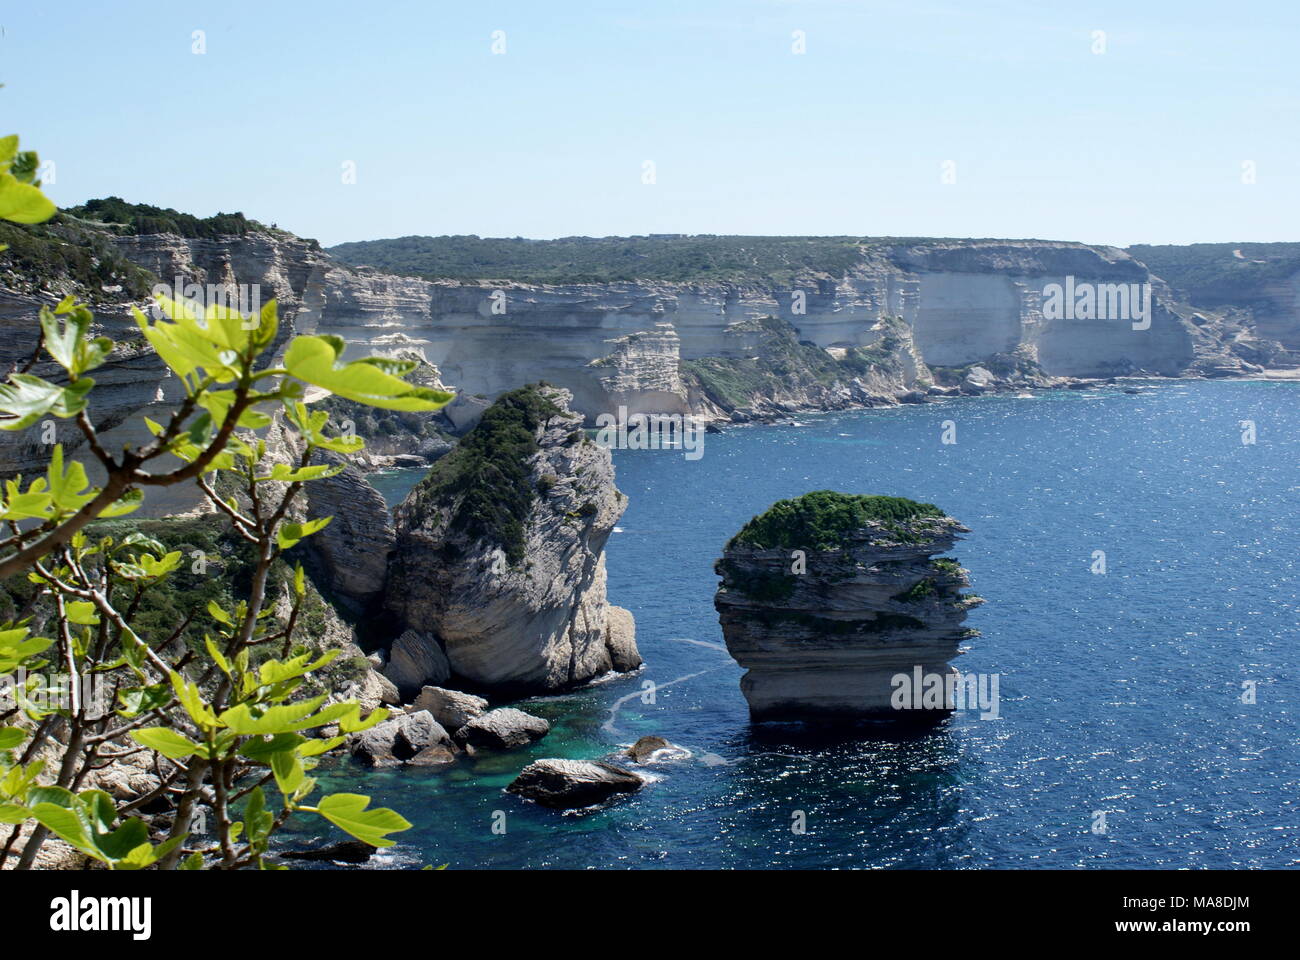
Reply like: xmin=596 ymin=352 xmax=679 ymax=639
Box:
xmin=328 ymin=234 xmax=873 ymax=284
xmin=0 ymin=218 xmax=156 ymax=300
xmin=1126 ymin=241 xmax=1300 ymax=308
xmin=328 ymin=233 xmax=1070 ymax=284
xmin=64 ymin=196 xmax=282 ymax=239
xmin=406 ymin=384 xmax=563 ymax=563
xmin=730 ymin=490 xmax=945 ymax=551
xmin=0 ymin=195 xmax=301 ymax=303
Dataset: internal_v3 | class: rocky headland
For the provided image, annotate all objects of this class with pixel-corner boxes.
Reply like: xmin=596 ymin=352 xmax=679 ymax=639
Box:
xmin=382 ymin=383 xmax=641 ymax=694
xmin=715 ymin=491 xmax=982 ymax=722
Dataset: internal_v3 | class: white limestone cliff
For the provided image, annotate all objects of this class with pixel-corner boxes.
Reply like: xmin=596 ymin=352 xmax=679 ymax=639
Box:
xmin=382 ymin=385 xmax=641 ymax=693
xmin=714 ymin=492 xmax=982 ymax=722
xmin=5 ymin=228 xmax=1293 ymax=493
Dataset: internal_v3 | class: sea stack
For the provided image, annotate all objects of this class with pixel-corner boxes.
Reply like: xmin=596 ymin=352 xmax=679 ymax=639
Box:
xmin=383 ymin=384 xmax=641 ymax=694
xmin=714 ymin=491 xmax=982 ymax=723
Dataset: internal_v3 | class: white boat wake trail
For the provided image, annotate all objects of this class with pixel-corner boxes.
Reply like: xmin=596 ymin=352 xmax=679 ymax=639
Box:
xmin=602 ymin=668 xmax=722 ymax=735
xmin=602 ymin=638 xmax=802 ymax=765
xmin=601 ymin=637 xmax=732 ymax=734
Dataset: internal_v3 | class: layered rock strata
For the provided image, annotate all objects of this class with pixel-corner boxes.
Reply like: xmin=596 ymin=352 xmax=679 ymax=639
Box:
xmin=6 ymin=225 xmax=1293 ymax=495
xmin=714 ymin=491 xmax=982 ymax=722
xmin=383 ymin=384 xmax=641 ymax=692
xmin=320 ymin=239 xmax=1271 ymax=405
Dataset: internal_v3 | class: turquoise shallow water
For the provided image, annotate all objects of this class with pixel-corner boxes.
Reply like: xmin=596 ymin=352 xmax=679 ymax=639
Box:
xmin=309 ymin=380 xmax=1299 ymax=869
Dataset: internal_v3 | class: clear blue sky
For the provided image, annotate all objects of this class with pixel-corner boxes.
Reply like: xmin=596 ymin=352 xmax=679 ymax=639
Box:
xmin=3 ymin=0 xmax=1295 ymax=247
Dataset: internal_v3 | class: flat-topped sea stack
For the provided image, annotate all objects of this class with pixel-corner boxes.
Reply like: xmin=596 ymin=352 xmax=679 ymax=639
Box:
xmin=714 ymin=491 xmax=982 ymax=723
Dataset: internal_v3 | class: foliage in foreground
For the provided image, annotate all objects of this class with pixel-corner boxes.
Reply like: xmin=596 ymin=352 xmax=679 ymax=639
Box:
xmin=0 ymin=135 xmax=452 ymax=869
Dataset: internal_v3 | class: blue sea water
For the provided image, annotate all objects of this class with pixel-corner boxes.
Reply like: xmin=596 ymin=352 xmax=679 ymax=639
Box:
xmin=322 ymin=380 xmax=1300 ymax=869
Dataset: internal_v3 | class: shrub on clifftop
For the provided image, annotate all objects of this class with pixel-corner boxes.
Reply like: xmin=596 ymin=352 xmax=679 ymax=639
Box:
xmin=730 ymin=490 xmax=945 ymax=551
xmin=406 ymin=384 xmax=562 ymax=563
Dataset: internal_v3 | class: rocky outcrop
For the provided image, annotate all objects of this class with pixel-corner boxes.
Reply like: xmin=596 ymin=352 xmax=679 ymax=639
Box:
xmin=585 ymin=323 xmax=692 ymax=417
xmin=300 ymin=450 xmax=395 ymax=614
xmin=682 ymin=314 xmax=932 ymax=419
xmin=383 ymin=385 xmax=640 ymax=692
xmin=453 ymin=707 xmax=549 ymax=750
xmin=382 ymin=629 xmax=451 ymax=700
xmin=625 ymin=735 xmax=681 ymax=763
xmin=217 ymin=413 xmax=400 ymax=619
xmin=506 ymin=759 xmax=643 ymax=809
xmin=714 ymin=491 xmax=982 ymax=722
xmin=348 ymin=709 xmax=455 ymax=767
xmin=408 ymin=686 xmax=487 ymax=733
xmin=604 ymin=604 xmax=641 ymax=673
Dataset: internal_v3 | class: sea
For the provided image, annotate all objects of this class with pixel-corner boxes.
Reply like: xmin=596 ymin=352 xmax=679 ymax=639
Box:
xmin=314 ymin=379 xmax=1299 ymax=869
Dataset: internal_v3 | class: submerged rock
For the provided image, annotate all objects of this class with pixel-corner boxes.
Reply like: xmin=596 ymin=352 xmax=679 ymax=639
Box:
xmin=282 ymin=840 xmax=373 ymax=864
xmin=715 ymin=491 xmax=983 ymax=723
xmin=624 ymin=735 xmax=687 ymax=763
xmin=454 ymin=707 xmax=550 ymax=750
xmin=506 ymin=759 xmax=644 ymax=809
xmin=408 ymin=744 xmax=458 ymax=768
xmin=626 ymin=735 xmax=671 ymax=762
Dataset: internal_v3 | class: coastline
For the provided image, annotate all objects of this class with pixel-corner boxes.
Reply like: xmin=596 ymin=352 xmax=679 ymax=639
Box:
xmin=320 ymin=377 xmax=1300 ymax=870
xmin=354 ymin=366 xmax=1300 ymax=475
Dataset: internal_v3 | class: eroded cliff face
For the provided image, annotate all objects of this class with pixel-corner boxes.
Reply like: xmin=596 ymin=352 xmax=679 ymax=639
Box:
xmin=111 ymin=232 xmax=328 ymax=315
xmin=95 ymin=233 xmax=1292 ymax=421
xmin=585 ymin=323 xmax=691 ymax=417
xmin=714 ymin=492 xmax=981 ymax=722
xmin=299 ymin=449 xmax=395 ymax=615
xmin=0 ymin=230 xmax=333 ymax=490
xmin=1125 ymin=242 xmax=1300 ymax=357
xmin=316 ymin=239 xmax=1229 ymax=403
xmin=0 ymin=265 xmax=167 ymax=477
xmin=3 ymin=227 xmax=1287 ymax=489
xmin=383 ymin=385 xmax=640 ymax=693
xmin=682 ymin=314 xmax=933 ymax=419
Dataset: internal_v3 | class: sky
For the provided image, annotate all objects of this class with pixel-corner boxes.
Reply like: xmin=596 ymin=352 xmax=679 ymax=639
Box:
xmin=2 ymin=0 xmax=1296 ymax=247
